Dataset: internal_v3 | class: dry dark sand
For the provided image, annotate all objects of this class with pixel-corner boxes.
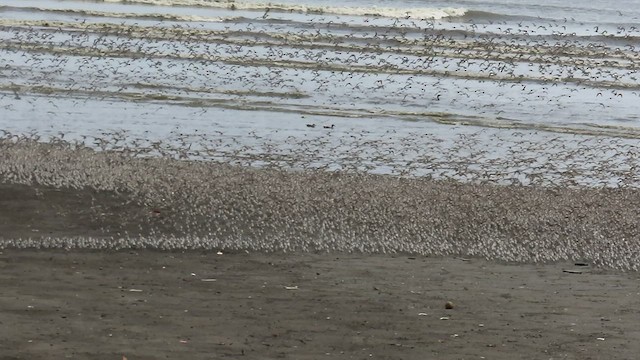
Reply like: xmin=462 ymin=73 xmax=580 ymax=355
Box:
xmin=2 ymin=183 xmax=640 ymax=359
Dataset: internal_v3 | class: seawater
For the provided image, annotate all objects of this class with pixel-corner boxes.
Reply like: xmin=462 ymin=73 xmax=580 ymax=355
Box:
xmin=1 ymin=0 xmax=640 ymax=186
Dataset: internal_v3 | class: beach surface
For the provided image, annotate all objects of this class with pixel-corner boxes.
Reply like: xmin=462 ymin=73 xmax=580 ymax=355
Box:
xmin=2 ymin=247 xmax=640 ymax=359
xmin=2 ymin=134 xmax=640 ymax=360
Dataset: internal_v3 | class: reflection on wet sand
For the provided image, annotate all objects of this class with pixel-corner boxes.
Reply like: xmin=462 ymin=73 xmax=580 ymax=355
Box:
xmin=1 ymin=1 xmax=640 ymax=137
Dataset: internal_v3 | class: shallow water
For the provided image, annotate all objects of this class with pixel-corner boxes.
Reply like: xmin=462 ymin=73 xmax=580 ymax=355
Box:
xmin=1 ymin=0 xmax=640 ymax=186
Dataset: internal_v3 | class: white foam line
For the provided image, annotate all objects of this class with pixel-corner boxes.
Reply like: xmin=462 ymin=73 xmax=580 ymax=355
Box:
xmin=101 ymin=0 xmax=467 ymax=19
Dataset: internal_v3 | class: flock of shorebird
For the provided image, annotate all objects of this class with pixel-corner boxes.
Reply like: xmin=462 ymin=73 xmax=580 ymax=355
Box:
xmin=1 ymin=9 xmax=640 ymax=269
xmin=1 ymin=11 xmax=639 ymax=124
xmin=1 ymin=137 xmax=640 ymax=271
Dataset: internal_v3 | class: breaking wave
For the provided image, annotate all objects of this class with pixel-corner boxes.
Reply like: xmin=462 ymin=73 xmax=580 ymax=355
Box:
xmin=100 ymin=0 xmax=468 ymax=19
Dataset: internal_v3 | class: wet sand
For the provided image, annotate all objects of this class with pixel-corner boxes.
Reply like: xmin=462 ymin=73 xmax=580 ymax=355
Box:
xmin=2 ymin=248 xmax=640 ymax=359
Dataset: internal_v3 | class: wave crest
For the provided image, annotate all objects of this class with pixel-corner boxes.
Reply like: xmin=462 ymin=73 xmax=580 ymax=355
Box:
xmin=102 ymin=0 xmax=467 ymax=19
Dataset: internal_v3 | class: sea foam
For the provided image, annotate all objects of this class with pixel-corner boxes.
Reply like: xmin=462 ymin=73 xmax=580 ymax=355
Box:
xmin=102 ymin=0 xmax=467 ymax=19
